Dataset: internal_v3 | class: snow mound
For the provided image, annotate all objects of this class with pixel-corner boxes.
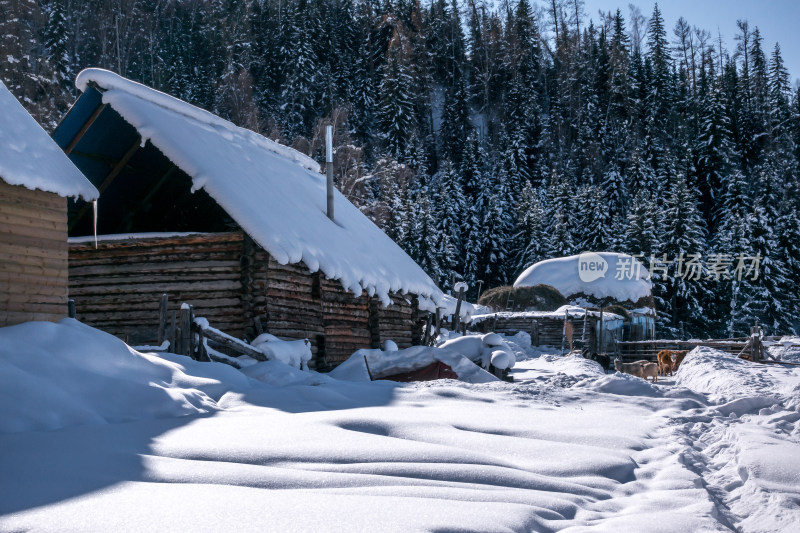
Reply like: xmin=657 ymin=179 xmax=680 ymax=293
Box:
xmin=575 ymin=372 xmax=662 ymax=397
xmin=0 ymin=320 xmax=251 ymax=434
xmin=74 ymin=68 xmax=441 ymax=306
xmin=514 ymin=252 xmax=651 ymax=303
xmin=251 ymin=334 xmax=312 ymax=370
xmin=675 ymin=346 xmax=798 ymax=402
xmin=0 ymin=81 xmax=98 ymax=200
xmin=767 ymin=336 xmax=800 ymax=363
xmin=439 ymin=334 xmax=516 ymax=370
xmin=330 ymin=346 xmax=498 ymax=384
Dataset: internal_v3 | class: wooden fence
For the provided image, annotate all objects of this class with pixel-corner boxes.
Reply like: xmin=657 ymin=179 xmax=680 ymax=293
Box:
xmin=617 ymin=339 xmax=749 ymax=362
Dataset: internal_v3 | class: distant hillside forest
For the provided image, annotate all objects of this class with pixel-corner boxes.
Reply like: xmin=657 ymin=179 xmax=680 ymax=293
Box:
xmin=3 ymin=0 xmax=800 ymax=337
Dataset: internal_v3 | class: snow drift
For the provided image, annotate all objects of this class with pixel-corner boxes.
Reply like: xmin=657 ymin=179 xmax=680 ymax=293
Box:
xmin=0 ymin=319 xmax=250 ymax=433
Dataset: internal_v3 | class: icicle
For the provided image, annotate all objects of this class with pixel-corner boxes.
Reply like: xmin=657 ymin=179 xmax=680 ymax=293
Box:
xmin=92 ymin=199 xmax=98 ymax=249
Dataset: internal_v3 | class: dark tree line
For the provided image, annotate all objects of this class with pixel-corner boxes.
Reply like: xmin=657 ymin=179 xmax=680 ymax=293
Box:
xmin=3 ymin=0 xmax=800 ymax=337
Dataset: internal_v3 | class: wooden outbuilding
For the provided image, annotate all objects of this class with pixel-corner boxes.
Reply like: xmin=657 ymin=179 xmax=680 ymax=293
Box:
xmin=0 ymin=81 xmax=99 ymax=327
xmin=54 ymin=69 xmax=441 ymax=366
xmin=472 ymin=306 xmax=625 ymax=352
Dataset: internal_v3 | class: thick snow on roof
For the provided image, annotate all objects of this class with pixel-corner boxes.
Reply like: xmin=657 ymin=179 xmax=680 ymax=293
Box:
xmin=75 ymin=69 xmax=440 ymax=305
xmin=471 ymin=305 xmax=625 ymax=324
xmin=0 ymin=81 xmax=98 ymax=200
xmin=514 ymin=252 xmax=651 ymax=303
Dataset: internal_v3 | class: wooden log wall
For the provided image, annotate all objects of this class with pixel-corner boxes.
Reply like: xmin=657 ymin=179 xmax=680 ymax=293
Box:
xmin=69 ymin=232 xmax=247 ymax=344
xmin=376 ymin=293 xmax=415 ymax=349
xmin=1 ymin=181 xmax=69 ymax=326
xmin=476 ymin=316 xmax=572 ymax=346
xmin=247 ymin=254 xmax=326 ymax=361
xmin=69 ymin=231 xmax=422 ymax=366
xmin=247 ymin=251 xmax=419 ymax=366
xmin=322 ymin=278 xmax=372 ymax=364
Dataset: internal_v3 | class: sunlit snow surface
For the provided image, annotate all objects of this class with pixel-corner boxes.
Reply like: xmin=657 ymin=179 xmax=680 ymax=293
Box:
xmin=1 ymin=321 xmax=799 ymax=532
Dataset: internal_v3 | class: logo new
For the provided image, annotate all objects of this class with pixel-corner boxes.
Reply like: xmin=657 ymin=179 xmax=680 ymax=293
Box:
xmin=578 ymin=252 xmax=608 ymax=283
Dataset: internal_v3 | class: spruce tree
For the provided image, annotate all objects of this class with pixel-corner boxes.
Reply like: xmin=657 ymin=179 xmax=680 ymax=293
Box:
xmin=660 ymin=174 xmax=708 ymax=335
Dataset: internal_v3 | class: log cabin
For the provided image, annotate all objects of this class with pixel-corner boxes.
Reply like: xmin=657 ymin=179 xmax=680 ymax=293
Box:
xmin=0 ymin=81 xmax=99 ymax=327
xmin=53 ymin=69 xmax=443 ymax=367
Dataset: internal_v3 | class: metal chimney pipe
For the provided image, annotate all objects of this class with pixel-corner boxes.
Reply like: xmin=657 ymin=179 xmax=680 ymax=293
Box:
xmin=326 ymin=125 xmax=334 ymax=221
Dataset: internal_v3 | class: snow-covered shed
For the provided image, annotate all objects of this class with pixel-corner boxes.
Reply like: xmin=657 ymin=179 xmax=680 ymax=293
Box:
xmin=513 ymin=253 xmax=656 ymax=342
xmin=0 ymin=81 xmax=99 ymax=327
xmin=53 ymin=69 xmax=442 ymax=365
xmin=472 ymin=306 xmax=625 ymax=352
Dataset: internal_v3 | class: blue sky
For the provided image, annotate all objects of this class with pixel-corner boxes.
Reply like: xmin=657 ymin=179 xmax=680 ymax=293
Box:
xmin=579 ymin=0 xmax=800 ymax=87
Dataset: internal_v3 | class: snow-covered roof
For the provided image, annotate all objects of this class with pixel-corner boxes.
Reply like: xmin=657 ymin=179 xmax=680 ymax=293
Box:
xmin=419 ymin=294 xmax=475 ymax=322
xmin=74 ymin=69 xmax=441 ymax=306
xmin=471 ymin=305 xmax=625 ymax=324
xmin=0 ymin=81 xmax=98 ymax=200
xmin=514 ymin=253 xmax=652 ymax=304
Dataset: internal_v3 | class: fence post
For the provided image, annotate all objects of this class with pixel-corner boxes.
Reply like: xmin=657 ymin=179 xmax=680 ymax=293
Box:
xmin=157 ymin=294 xmax=168 ymax=345
xmin=423 ymin=313 xmax=432 ymax=345
xmin=179 ymin=304 xmax=192 ymax=357
xmin=453 ymin=287 xmax=465 ymax=333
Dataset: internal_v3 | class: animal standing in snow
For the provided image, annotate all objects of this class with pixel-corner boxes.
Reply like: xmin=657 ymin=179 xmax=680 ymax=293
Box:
xmin=640 ymin=362 xmax=659 ymax=382
xmin=671 ymin=350 xmax=690 ymax=372
xmin=613 ymin=358 xmax=644 ymax=378
xmin=657 ymin=350 xmax=678 ymax=376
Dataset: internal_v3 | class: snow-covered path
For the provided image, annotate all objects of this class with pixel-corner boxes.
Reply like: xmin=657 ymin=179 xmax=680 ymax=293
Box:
xmin=1 ymin=321 xmax=798 ymax=532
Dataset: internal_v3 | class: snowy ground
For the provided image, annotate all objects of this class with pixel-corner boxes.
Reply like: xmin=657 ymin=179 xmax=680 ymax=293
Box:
xmin=1 ymin=320 xmax=798 ymax=532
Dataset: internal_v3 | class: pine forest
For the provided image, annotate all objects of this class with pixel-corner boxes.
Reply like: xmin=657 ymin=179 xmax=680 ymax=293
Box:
xmin=3 ymin=0 xmax=800 ymax=338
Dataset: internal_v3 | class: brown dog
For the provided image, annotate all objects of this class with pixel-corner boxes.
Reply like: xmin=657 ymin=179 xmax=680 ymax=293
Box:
xmin=672 ymin=350 xmax=689 ymax=372
xmin=657 ymin=350 xmax=676 ymax=376
xmin=657 ymin=350 xmax=690 ymax=375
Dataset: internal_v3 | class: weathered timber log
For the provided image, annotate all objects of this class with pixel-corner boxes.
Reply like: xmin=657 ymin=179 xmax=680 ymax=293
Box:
xmin=69 ymin=260 xmax=240 ymax=277
xmin=69 ymin=280 xmax=241 ymax=296
xmin=198 ymin=325 xmax=267 ymax=361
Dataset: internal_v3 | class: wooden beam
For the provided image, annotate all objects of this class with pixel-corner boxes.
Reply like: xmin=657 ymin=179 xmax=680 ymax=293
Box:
xmin=70 ymin=136 xmax=142 ymax=231
xmin=63 ymin=103 xmax=108 ymax=155
xmin=97 ymin=136 xmax=142 ymax=194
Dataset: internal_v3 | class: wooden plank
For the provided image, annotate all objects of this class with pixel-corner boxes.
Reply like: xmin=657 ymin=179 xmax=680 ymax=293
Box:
xmin=1 ymin=261 xmax=68 ymax=279
xmin=70 ymin=269 xmax=241 ymax=284
xmin=0 ymin=241 xmax=68 ymax=261
xmin=3 ymin=292 xmax=67 ymax=306
xmin=68 ymin=280 xmax=241 ymax=296
xmin=199 ymin=325 xmax=267 ymax=361
xmin=0 ymin=220 xmax=67 ymax=243
xmin=0 ymin=199 xmax=66 ymax=224
xmin=69 ymin=260 xmax=240 ymax=277
xmin=69 ymin=237 xmax=244 ymax=254
xmin=0 ymin=272 xmax=69 ymax=289
xmin=2 ymin=252 xmax=67 ymax=271
xmin=69 ymin=231 xmax=244 ymax=249
xmin=0 ymin=211 xmax=65 ymax=232
xmin=4 ymin=300 xmax=68 ymax=314
xmin=65 ymin=292 xmax=241 ymax=307
xmin=0 ymin=310 xmax=64 ymax=326
xmin=0 ymin=181 xmax=64 ymax=207
xmin=63 ymin=102 xmax=108 ymax=155
xmin=77 ymin=299 xmax=242 ymax=313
